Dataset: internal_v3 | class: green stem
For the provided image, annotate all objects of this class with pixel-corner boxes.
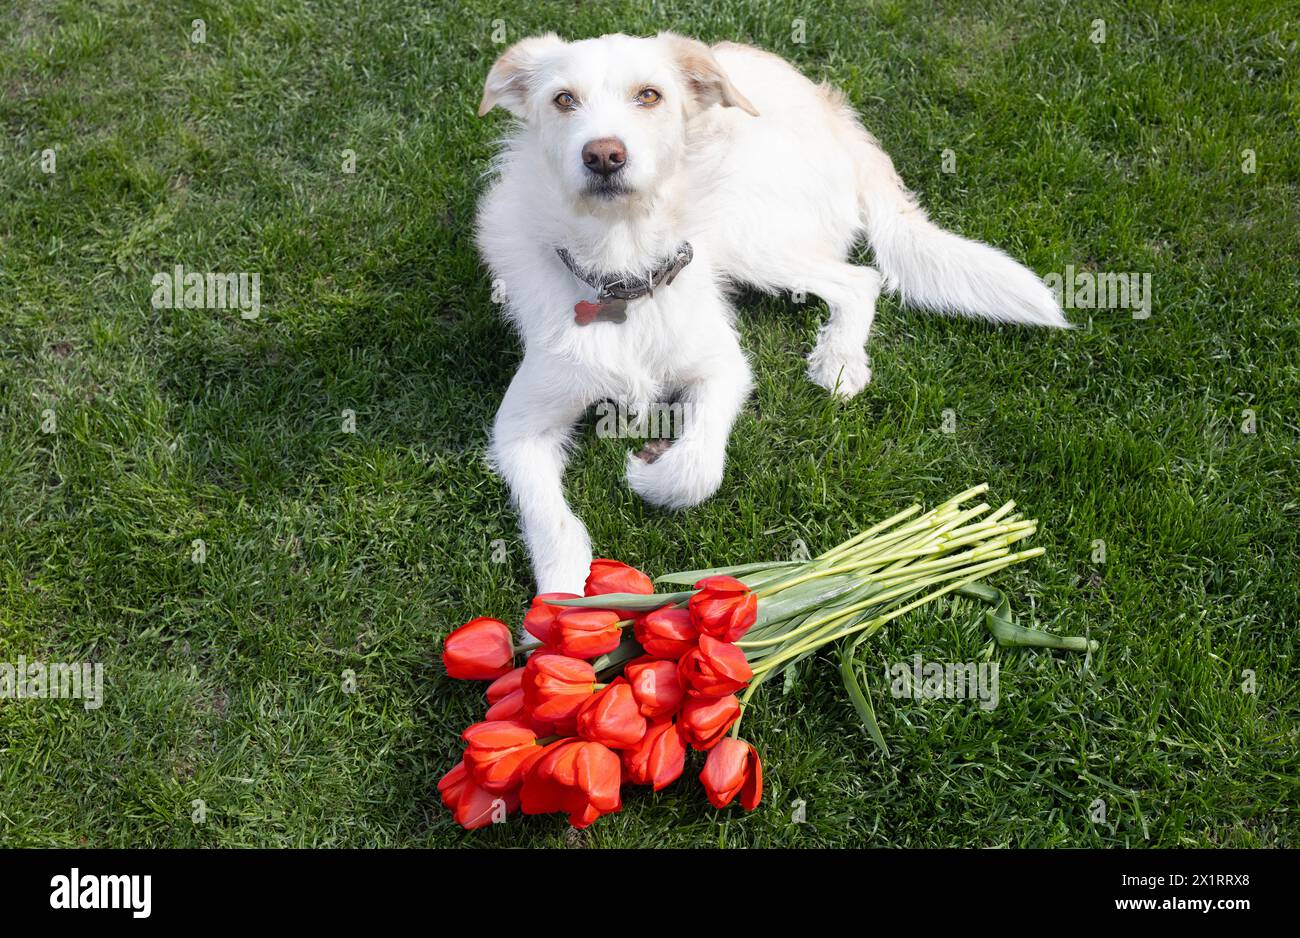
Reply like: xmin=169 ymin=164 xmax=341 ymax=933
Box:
xmin=750 ymin=548 xmax=1045 ymax=676
xmin=751 ymin=516 xmax=984 ymax=599
xmin=741 ymin=547 xmax=1043 ymax=653
xmin=762 ymin=499 xmax=980 ymax=597
xmin=731 ymin=669 xmax=776 ymax=738
xmin=814 ymin=504 xmax=922 ymax=563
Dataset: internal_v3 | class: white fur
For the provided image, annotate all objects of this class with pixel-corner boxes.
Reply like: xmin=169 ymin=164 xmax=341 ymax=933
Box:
xmin=475 ymin=33 xmax=1067 ymax=595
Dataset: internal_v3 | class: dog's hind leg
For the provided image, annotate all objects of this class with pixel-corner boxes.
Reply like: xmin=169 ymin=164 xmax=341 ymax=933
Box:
xmin=761 ymin=255 xmax=883 ymax=400
xmin=803 ymin=261 xmax=883 ymax=400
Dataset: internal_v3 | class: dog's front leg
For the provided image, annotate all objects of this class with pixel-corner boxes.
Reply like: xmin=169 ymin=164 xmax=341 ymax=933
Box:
xmin=489 ymin=352 xmax=594 ymax=597
xmin=626 ymin=335 xmax=753 ymax=510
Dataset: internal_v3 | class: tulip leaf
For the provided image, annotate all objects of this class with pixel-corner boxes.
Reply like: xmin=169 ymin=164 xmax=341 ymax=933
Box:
xmin=653 ymin=561 xmax=797 ymax=585
xmin=752 ymin=575 xmax=877 ymax=629
xmin=546 ymin=591 xmax=693 ymax=611
xmin=956 ymin=584 xmax=1097 ymax=653
xmin=741 ymin=566 xmax=806 ymax=589
xmin=764 ymin=644 xmax=818 ymax=676
xmin=840 ymin=640 xmax=889 ymax=758
xmin=782 ymin=664 xmax=798 ymax=695
xmin=592 ymin=636 xmax=647 ymax=675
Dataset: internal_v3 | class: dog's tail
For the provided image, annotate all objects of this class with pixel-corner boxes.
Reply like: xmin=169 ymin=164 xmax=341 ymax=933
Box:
xmin=856 ymin=141 xmax=1068 ymax=328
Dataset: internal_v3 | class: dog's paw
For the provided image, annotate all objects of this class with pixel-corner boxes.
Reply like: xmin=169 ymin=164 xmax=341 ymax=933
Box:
xmin=806 ymin=345 xmax=871 ymax=400
xmin=531 ymin=522 xmax=592 ymax=600
xmin=525 ymin=556 xmax=588 ymax=642
xmin=626 ymin=441 xmax=723 ymax=510
xmin=633 ymin=437 xmax=675 ymax=463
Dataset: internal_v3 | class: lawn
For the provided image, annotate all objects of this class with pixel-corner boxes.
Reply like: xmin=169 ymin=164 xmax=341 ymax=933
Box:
xmin=0 ymin=0 xmax=1296 ymax=847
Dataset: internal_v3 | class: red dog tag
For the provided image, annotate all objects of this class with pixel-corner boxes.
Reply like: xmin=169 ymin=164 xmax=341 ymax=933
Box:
xmin=574 ymin=298 xmax=628 ymax=325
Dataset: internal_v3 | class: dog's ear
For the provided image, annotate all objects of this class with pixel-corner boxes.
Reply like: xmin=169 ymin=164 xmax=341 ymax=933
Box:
xmin=478 ymin=34 xmax=565 ymax=117
xmin=660 ymin=34 xmax=758 ymax=117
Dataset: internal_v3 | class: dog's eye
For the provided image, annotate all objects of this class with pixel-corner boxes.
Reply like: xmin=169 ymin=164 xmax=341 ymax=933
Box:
xmin=554 ymin=91 xmax=577 ymax=110
xmin=636 ymin=88 xmax=661 ymax=106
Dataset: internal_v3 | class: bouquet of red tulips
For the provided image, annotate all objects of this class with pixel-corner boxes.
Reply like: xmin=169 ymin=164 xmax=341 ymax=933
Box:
xmin=438 ymin=485 xmax=1095 ymax=830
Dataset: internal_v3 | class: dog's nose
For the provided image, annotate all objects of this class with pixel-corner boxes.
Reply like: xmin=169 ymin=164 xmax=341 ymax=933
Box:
xmin=582 ymin=137 xmax=627 ymax=177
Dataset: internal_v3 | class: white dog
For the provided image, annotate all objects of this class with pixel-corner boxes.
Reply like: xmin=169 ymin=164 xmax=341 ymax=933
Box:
xmin=475 ymin=32 xmax=1067 ymax=596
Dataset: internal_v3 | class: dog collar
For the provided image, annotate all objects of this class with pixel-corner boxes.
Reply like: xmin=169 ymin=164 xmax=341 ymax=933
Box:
xmin=555 ymin=242 xmax=694 ymax=325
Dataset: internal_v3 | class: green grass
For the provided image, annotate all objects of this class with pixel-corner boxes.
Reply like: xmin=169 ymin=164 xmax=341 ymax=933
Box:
xmin=1 ymin=0 xmax=1296 ymax=847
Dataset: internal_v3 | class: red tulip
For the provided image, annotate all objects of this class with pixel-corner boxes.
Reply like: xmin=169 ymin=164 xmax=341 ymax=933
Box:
xmin=633 ymin=606 xmax=698 ymax=660
xmin=521 ymin=653 xmax=597 ymax=722
xmin=544 ymin=715 xmax=578 ymax=738
xmin=700 ymin=737 xmax=763 ymax=810
xmin=485 ymin=676 xmax=563 ymax=735
xmin=624 ymin=657 xmax=685 ymax=719
xmin=483 ymin=683 xmax=518 ymax=716
xmin=520 ymin=739 xmax=622 ymax=828
xmin=585 ymin=559 xmax=654 ymax=597
xmin=622 ymin=719 xmax=687 ymax=790
xmin=522 ymin=592 xmax=580 ymax=645
xmin=678 ymin=694 xmax=741 ymax=750
xmin=485 ymin=667 xmax=524 ymax=704
xmin=576 ymin=677 xmax=647 ymax=749
xmin=442 ymin=617 xmax=514 ymax=680
xmin=555 ymin=607 xmax=623 ymax=659
xmin=438 ymin=760 xmax=518 ymax=830
xmin=484 ymin=667 xmax=526 ymax=721
xmin=689 ymin=576 xmax=758 ymax=642
xmin=461 ymin=720 xmax=544 ymax=793
xmin=678 ymin=634 xmax=753 ymax=697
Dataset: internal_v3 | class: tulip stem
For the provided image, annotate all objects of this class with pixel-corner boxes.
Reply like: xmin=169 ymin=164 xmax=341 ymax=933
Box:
xmin=752 ymin=499 xmax=1009 ymax=599
xmin=813 ymin=504 xmax=921 ymax=563
xmin=738 ymin=546 xmax=1040 ymax=652
xmin=749 ymin=549 xmax=1046 ymax=679
xmin=731 ymin=670 xmax=775 ymax=738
